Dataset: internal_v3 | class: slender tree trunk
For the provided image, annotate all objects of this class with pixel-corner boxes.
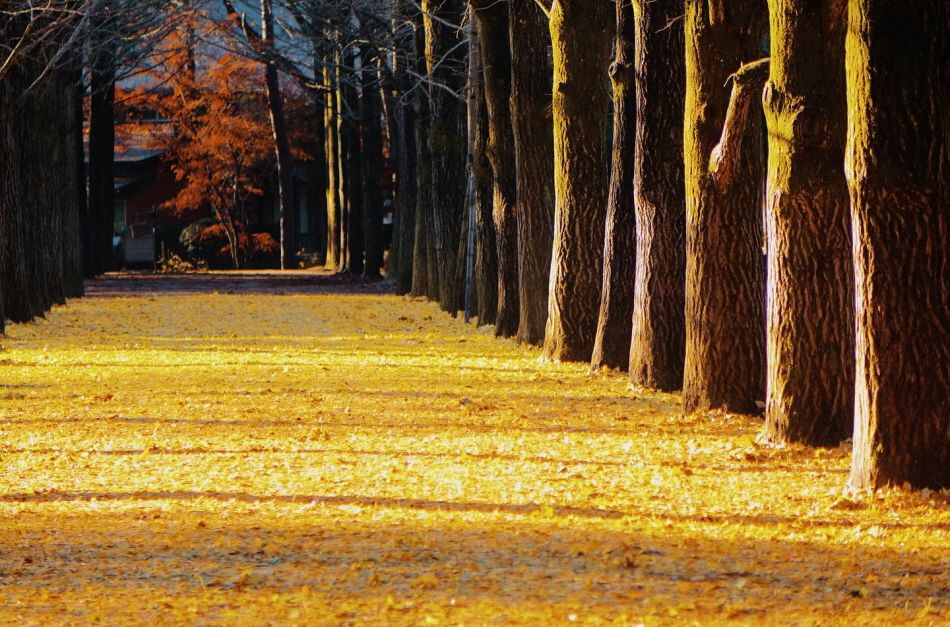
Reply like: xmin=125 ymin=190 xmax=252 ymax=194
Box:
xmin=361 ymin=50 xmax=385 ymax=279
xmin=591 ymin=0 xmax=637 ymax=371
xmin=682 ymin=1 xmax=768 ymax=414
xmin=260 ymin=0 xmax=296 ymax=270
xmin=628 ymin=0 xmax=686 ymax=390
xmin=67 ymin=65 xmax=86 ymax=298
xmin=760 ymin=0 xmax=853 ymax=446
xmin=846 ymin=0 xmax=949 ymax=490
xmin=543 ymin=0 xmax=613 ymax=362
xmin=471 ymin=0 xmax=518 ymax=337
xmin=310 ymin=56 xmax=329 ymax=263
xmin=510 ymin=0 xmax=554 ymax=346
xmin=468 ymin=24 xmax=498 ymax=326
xmin=422 ymin=0 xmax=468 ymax=313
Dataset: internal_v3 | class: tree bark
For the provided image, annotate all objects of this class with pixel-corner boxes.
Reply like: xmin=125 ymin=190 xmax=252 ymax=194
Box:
xmin=360 ymin=49 xmax=385 ymax=279
xmin=682 ymin=1 xmax=768 ymax=414
xmin=628 ymin=0 xmax=686 ymax=390
xmin=543 ymin=0 xmax=613 ymax=362
xmin=341 ymin=48 xmax=364 ymax=276
xmin=510 ymin=0 xmax=554 ymax=346
xmin=391 ymin=0 xmax=417 ymax=294
xmin=422 ymin=0 xmax=468 ymax=313
xmin=259 ymin=0 xmax=296 ymax=270
xmin=846 ymin=0 xmax=949 ymax=490
xmin=410 ymin=8 xmax=434 ymax=298
xmin=87 ymin=3 xmax=116 ymax=277
xmin=471 ymin=0 xmax=518 ymax=337
xmin=760 ymin=0 xmax=853 ymax=446
xmin=591 ymin=0 xmax=637 ymax=371
xmin=467 ymin=24 xmax=498 ymax=326
xmin=323 ymin=54 xmax=343 ymax=271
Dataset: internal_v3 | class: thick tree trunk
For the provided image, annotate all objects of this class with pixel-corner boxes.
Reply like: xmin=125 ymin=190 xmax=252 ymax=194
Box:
xmin=682 ymin=1 xmax=768 ymax=414
xmin=591 ymin=0 xmax=637 ymax=371
xmin=510 ymin=0 xmax=554 ymax=346
xmin=543 ymin=0 xmax=613 ymax=362
xmin=628 ymin=0 xmax=686 ymax=390
xmin=422 ymin=0 xmax=468 ymax=313
xmin=360 ymin=52 xmax=385 ymax=279
xmin=471 ymin=0 xmax=518 ymax=337
xmin=467 ymin=26 xmax=498 ymax=326
xmin=261 ymin=0 xmax=296 ymax=270
xmin=760 ymin=0 xmax=853 ymax=446
xmin=846 ymin=0 xmax=949 ymax=490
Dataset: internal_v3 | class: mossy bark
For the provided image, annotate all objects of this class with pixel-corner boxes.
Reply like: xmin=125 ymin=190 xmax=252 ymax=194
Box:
xmin=591 ymin=0 xmax=637 ymax=371
xmin=846 ymin=0 xmax=950 ymax=490
xmin=682 ymin=0 xmax=767 ymax=414
xmin=472 ymin=0 xmax=519 ymax=338
xmin=628 ymin=0 xmax=686 ymax=391
xmin=510 ymin=0 xmax=554 ymax=346
xmin=543 ymin=0 xmax=613 ymax=363
xmin=760 ymin=0 xmax=853 ymax=446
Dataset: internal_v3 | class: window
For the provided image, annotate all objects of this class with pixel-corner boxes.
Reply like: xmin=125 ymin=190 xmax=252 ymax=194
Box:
xmin=114 ymin=200 xmax=127 ymax=235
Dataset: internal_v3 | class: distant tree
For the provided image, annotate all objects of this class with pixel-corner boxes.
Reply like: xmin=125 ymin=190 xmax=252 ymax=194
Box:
xmin=137 ymin=47 xmax=288 ymax=269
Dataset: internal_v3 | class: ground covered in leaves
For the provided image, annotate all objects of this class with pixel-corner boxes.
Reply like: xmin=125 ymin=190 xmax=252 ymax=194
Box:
xmin=1 ymin=270 xmax=948 ymax=625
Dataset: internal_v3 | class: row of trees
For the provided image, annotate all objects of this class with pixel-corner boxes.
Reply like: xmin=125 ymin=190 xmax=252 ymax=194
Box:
xmin=0 ymin=0 xmax=947 ymax=489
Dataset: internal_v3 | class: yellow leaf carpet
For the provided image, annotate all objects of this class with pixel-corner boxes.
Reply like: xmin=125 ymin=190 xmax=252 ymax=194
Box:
xmin=0 ymin=271 xmax=947 ymax=625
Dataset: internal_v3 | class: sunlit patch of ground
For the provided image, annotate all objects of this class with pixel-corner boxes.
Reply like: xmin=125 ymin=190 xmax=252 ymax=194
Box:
xmin=0 ymin=270 xmax=947 ymax=625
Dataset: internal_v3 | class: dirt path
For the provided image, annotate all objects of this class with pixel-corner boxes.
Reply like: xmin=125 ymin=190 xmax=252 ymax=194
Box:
xmin=0 ymin=271 xmax=947 ymax=624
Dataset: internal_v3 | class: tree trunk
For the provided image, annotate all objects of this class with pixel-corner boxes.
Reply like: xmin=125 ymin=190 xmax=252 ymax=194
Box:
xmin=682 ymin=1 xmax=768 ymax=414
xmin=760 ymin=0 xmax=853 ymax=446
xmin=323 ymin=55 xmax=343 ymax=271
xmin=628 ymin=0 xmax=686 ymax=390
xmin=410 ymin=9 xmax=434 ymax=298
xmin=391 ymin=0 xmax=417 ymax=294
xmin=88 ymin=4 xmax=116 ymax=277
xmin=468 ymin=23 xmax=498 ymax=327
xmin=846 ymin=0 xmax=949 ymax=490
xmin=261 ymin=0 xmax=296 ymax=270
xmin=360 ymin=50 xmax=385 ymax=279
xmin=342 ymin=49 xmax=364 ymax=276
xmin=510 ymin=0 xmax=554 ymax=346
xmin=591 ymin=0 xmax=637 ymax=371
xmin=543 ymin=0 xmax=613 ymax=362
xmin=310 ymin=56 xmax=329 ymax=263
xmin=422 ymin=0 xmax=468 ymax=314
xmin=471 ymin=0 xmax=518 ymax=337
